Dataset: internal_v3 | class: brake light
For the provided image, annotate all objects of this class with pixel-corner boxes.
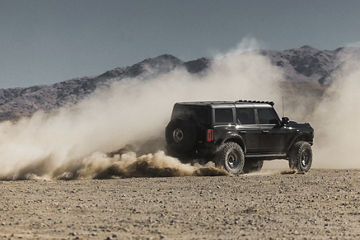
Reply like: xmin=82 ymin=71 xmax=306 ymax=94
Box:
xmin=207 ymin=129 xmax=213 ymax=142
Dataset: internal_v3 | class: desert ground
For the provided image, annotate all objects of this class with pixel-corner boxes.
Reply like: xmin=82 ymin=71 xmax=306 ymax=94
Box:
xmin=0 ymin=169 xmax=359 ymax=240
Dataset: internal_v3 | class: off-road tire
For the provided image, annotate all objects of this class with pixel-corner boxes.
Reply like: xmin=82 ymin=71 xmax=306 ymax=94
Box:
xmin=288 ymin=141 xmax=312 ymax=173
xmin=214 ymin=142 xmax=245 ymax=175
xmin=243 ymin=160 xmax=264 ymax=173
xmin=165 ymin=119 xmax=197 ymax=153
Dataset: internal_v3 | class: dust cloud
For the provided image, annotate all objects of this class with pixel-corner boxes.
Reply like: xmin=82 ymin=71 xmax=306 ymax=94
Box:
xmin=312 ymin=49 xmax=360 ymax=168
xmin=2 ymin=40 xmax=357 ymax=178
xmin=61 ymin=151 xmax=228 ymax=180
xmin=0 ymin=39 xmax=284 ymax=180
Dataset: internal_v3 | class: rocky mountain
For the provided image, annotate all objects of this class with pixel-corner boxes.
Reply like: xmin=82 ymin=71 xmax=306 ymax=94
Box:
xmin=260 ymin=45 xmax=340 ymax=84
xmin=0 ymin=46 xmax=352 ymax=121
xmin=0 ymin=55 xmax=211 ymax=121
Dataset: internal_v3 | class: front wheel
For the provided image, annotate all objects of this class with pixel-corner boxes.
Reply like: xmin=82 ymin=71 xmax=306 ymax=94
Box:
xmin=214 ymin=142 xmax=245 ymax=175
xmin=288 ymin=141 xmax=312 ymax=173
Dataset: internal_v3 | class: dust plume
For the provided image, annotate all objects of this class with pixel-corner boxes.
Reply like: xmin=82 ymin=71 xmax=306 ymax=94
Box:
xmin=57 ymin=151 xmax=229 ymax=180
xmin=312 ymin=49 xmax=360 ymax=168
xmin=0 ymin=39 xmax=284 ymax=180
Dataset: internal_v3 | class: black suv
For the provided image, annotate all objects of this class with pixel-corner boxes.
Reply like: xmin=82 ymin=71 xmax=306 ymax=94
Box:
xmin=165 ymin=100 xmax=314 ymax=174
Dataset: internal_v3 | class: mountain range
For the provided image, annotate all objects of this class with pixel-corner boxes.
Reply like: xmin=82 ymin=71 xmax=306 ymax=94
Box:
xmin=0 ymin=46 xmax=351 ymax=121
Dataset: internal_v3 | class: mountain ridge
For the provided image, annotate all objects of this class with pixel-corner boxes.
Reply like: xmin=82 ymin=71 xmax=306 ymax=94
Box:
xmin=0 ymin=46 xmax=353 ymax=121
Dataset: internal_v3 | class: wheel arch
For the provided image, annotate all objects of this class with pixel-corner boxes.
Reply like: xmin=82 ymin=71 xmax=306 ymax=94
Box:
xmin=222 ymin=135 xmax=246 ymax=153
xmin=287 ymin=133 xmax=313 ymax=152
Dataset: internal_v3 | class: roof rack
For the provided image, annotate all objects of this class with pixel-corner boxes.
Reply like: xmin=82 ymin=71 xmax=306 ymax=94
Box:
xmin=236 ymin=100 xmax=274 ymax=106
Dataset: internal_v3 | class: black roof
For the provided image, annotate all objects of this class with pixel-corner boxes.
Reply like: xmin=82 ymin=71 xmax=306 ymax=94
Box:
xmin=237 ymin=100 xmax=274 ymax=106
xmin=177 ymin=100 xmax=274 ymax=107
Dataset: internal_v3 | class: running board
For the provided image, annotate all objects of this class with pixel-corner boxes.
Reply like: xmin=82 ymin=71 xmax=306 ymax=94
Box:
xmin=245 ymin=153 xmax=287 ymax=158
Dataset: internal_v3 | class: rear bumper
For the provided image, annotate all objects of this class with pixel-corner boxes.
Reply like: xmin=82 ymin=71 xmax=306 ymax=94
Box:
xmin=166 ymin=142 xmax=218 ymax=159
xmin=195 ymin=142 xmax=218 ymax=157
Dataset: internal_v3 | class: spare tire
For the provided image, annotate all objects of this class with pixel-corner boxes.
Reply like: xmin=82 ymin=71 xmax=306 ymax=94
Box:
xmin=166 ymin=119 xmax=197 ymax=153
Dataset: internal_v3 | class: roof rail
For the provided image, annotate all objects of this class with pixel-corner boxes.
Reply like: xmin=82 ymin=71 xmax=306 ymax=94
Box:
xmin=236 ymin=100 xmax=274 ymax=106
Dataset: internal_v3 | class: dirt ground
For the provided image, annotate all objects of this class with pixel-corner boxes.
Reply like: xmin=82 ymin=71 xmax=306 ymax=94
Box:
xmin=0 ymin=169 xmax=359 ymax=240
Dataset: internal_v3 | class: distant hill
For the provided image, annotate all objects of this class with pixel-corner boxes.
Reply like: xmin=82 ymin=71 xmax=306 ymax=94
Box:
xmin=0 ymin=46 xmax=353 ymax=121
xmin=260 ymin=45 xmax=341 ymax=84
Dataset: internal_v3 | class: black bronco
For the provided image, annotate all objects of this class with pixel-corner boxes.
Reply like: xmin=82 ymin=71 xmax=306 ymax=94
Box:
xmin=165 ymin=100 xmax=314 ymax=174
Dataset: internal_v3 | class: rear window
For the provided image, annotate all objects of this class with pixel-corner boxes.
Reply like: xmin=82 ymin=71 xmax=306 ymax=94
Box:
xmin=215 ymin=108 xmax=234 ymax=123
xmin=171 ymin=105 xmax=211 ymax=124
xmin=236 ymin=108 xmax=255 ymax=124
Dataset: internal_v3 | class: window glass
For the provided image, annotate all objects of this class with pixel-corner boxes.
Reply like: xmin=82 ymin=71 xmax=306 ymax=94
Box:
xmin=172 ymin=105 xmax=211 ymax=124
xmin=258 ymin=108 xmax=279 ymax=124
xmin=215 ymin=108 xmax=233 ymax=123
xmin=236 ymin=108 xmax=255 ymax=124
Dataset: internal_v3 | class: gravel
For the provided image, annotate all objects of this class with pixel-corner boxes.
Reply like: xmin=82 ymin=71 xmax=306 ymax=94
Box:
xmin=0 ymin=169 xmax=359 ymax=239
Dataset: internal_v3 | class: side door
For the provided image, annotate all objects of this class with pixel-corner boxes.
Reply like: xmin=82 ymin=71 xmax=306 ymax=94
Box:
xmin=213 ymin=107 xmax=237 ymax=142
xmin=235 ymin=108 xmax=261 ymax=153
xmin=256 ymin=107 xmax=287 ymax=153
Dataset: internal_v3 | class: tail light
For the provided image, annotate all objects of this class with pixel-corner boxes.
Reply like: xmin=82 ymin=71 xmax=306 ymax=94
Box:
xmin=207 ymin=129 xmax=213 ymax=142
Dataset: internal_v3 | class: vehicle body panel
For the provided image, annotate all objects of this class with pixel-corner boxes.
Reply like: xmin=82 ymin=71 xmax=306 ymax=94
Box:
xmin=166 ymin=100 xmax=314 ymax=161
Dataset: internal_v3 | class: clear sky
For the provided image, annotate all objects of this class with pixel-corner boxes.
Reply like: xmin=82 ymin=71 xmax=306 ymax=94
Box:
xmin=1 ymin=0 xmax=360 ymax=88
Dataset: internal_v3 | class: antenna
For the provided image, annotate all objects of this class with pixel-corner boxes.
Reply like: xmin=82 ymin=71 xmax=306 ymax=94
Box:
xmin=281 ymin=96 xmax=285 ymax=118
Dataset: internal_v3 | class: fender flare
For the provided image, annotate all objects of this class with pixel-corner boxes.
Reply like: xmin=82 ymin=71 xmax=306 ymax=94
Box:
xmin=287 ymin=133 xmax=313 ymax=152
xmin=220 ymin=134 xmax=247 ymax=153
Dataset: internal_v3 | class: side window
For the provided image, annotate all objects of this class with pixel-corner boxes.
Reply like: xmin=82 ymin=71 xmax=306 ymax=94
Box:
xmin=258 ymin=108 xmax=279 ymax=124
xmin=215 ymin=108 xmax=234 ymax=123
xmin=236 ymin=108 xmax=255 ymax=124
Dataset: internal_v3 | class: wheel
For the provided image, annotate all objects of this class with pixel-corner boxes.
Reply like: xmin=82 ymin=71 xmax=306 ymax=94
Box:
xmin=214 ymin=142 xmax=245 ymax=175
xmin=243 ymin=160 xmax=263 ymax=173
xmin=288 ymin=141 xmax=312 ymax=173
xmin=165 ymin=119 xmax=197 ymax=154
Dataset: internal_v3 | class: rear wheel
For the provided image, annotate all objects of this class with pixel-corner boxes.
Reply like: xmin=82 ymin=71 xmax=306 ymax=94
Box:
xmin=243 ymin=160 xmax=263 ymax=173
xmin=214 ymin=142 xmax=245 ymax=175
xmin=288 ymin=141 xmax=312 ymax=173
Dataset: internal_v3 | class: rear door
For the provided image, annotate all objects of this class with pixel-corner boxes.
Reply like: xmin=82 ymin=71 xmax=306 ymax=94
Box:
xmin=213 ymin=107 xmax=236 ymax=142
xmin=236 ymin=108 xmax=261 ymax=153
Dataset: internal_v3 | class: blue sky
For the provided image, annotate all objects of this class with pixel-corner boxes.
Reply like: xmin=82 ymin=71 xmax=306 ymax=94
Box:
xmin=1 ymin=0 xmax=360 ymax=88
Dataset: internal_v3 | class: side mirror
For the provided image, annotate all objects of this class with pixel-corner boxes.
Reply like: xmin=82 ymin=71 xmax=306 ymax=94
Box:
xmin=281 ymin=117 xmax=289 ymax=125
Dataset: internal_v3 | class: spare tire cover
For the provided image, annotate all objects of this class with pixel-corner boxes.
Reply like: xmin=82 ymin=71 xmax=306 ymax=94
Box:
xmin=166 ymin=119 xmax=197 ymax=152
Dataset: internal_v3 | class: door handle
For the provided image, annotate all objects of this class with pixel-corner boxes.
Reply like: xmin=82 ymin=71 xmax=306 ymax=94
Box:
xmin=239 ymin=131 xmax=246 ymax=134
xmin=262 ymin=130 xmax=270 ymax=134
